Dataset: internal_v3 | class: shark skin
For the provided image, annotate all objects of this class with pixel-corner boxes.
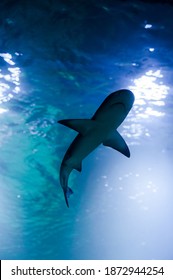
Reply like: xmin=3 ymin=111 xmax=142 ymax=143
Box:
xmin=58 ymin=89 xmax=135 ymax=207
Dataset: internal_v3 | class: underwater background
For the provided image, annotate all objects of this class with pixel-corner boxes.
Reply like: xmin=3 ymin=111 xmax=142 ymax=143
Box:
xmin=0 ymin=0 xmax=173 ymax=260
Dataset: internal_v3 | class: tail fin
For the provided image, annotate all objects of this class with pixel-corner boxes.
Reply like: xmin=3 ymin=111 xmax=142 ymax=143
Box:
xmin=64 ymin=187 xmax=73 ymax=208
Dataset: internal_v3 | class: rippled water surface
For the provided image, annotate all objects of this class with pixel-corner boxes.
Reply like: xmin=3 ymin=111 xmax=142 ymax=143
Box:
xmin=0 ymin=0 xmax=173 ymax=259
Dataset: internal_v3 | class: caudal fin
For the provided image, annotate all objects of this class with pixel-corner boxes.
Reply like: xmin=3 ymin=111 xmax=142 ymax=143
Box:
xmin=64 ymin=187 xmax=73 ymax=208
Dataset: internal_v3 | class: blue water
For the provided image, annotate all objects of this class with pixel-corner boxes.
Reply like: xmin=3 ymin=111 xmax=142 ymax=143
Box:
xmin=0 ymin=0 xmax=173 ymax=260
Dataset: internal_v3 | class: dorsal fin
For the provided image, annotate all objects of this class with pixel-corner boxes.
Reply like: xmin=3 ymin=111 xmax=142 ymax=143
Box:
xmin=58 ymin=119 xmax=96 ymax=135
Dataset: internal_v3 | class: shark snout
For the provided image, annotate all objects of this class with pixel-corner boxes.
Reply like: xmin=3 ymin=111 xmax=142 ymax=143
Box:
xmin=107 ymin=89 xmax=135 ymax=113
xmin=116 ymin=89 xmax=135 ymax=114
xmin=122 ymin=90 xmax=135 ymax=112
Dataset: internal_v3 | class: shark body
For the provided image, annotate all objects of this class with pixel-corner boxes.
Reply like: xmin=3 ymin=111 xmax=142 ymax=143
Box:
xmin=58 ymin=89 xmax=135 ymax=207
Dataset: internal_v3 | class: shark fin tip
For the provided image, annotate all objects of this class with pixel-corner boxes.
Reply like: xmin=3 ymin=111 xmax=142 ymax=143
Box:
xmin=126 ymin=148 xmax=130 ymax=158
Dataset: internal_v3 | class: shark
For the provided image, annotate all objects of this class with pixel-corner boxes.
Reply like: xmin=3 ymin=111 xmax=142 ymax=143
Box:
xmin=58 ymin=89 xmax=135 ymax=207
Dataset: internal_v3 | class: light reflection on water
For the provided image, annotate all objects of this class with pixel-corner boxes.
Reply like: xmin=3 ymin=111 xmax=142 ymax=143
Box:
xmin=0 ymin=53 xmax=21 ymax=106
xmin=129 ymin=69 xmax=169 ymax=118
xmin=122 ymin=69 xmax=170 ymax=141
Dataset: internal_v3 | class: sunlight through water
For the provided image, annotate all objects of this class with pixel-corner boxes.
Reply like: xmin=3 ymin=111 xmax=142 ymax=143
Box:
xmin=121 ymin=69 xmax=170 ymax=141
xmin=129 ymin=69 xmax=169 ymax=118
xmin=0 ymin=53 xmax=21 ymax=110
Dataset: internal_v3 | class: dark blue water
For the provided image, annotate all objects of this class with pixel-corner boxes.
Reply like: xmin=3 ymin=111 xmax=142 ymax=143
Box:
xmin=0 ymin=0 xmax=173 ymax=259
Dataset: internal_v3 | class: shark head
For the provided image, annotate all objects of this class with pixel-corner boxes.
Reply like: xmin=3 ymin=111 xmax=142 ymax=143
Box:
xmin=110 ymin=89 xmax=135 ymax=113
xmin=95 ymin=89 xmax=135 ymax=116
xmin=92 ymin=89 xmax=135 ymax=126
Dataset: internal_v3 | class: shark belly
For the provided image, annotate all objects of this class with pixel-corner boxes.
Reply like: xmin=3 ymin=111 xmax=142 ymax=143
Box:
xmin=64 ymin=123 xmax=111 ymax=170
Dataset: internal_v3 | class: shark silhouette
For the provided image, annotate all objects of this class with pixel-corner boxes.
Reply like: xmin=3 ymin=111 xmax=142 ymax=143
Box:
xmin=58 ymin=89 xmax=135 ymax=207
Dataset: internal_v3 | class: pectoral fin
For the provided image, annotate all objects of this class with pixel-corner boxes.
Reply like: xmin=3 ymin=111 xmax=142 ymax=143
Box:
xmin=58 ymin=119 xmax=95 ymax=135
xmin=103 ymin=131 xmax=130 ymax=158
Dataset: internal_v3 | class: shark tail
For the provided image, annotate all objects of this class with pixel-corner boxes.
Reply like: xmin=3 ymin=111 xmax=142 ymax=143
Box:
xmin=63 ymin=186 xmax=74 ymax=208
